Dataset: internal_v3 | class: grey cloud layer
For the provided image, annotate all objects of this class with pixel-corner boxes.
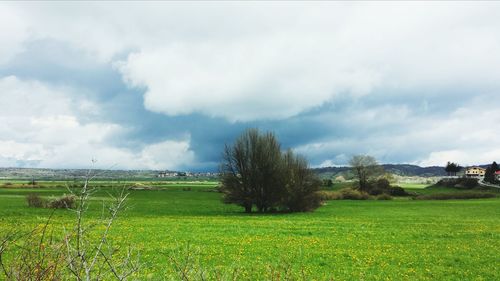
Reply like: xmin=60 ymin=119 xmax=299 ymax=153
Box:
xmin=1 ymin=2 xmax=500 ymax=170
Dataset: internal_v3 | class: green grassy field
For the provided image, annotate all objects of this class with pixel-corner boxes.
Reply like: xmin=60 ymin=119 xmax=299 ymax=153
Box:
xmin=0 ymin=180 xmax=499 ymax=280
xmin=398 ymin=183 xmax=430 ymax=189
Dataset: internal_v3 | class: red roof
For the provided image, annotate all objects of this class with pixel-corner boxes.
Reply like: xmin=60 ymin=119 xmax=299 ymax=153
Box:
xmin=495 ymin=171 xmax=500 ymax=175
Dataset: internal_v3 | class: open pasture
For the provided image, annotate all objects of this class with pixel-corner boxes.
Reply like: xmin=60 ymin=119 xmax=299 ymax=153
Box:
xmin=0 ymin=180 xmax=499 ymax=280
xmin=397 ymin=183 xmax=430 ymax=189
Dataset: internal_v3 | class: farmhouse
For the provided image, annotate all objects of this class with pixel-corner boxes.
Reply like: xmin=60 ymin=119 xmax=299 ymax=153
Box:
xmin=465 ymin=167 xmax=486 ymax=178
xmin=496 ymin=170 xmax=500 ymax=180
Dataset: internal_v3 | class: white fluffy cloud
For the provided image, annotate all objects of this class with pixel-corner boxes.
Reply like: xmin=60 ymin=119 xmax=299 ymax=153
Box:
xmin=418 ymin=150 xmax=500 ymax=167
xmin=0 ymin=76 xmax=194 ymax=170
xmin=2 ymin=2 xmax=500 ymax=168
xmin=116 ymin=40 xmax=380 ymax=121
xmin=113 ymin=3 xmax=500 ymax=121
xmin=0 ymin=5 xmax=29 ymax=65
xmin=4 ymin=2 xmax=500 ymax=121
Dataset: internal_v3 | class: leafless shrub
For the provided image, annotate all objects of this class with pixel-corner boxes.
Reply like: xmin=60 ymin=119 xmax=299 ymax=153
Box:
xmin=337 ymin=188 xmax=372 ymax=200
xmin=0 ymin=212 xmax=65 ymax=280
xmin=26 ymin=193 xmax=46 ymax=208
xmin=316 ymin=190 xmax=342 ymax=200
xmin=1 ymin=165 xmax=140 ymax=280
xmin=316 ymin=188 xmax=374 ymax=200
xmin=47 ymin=194 xmax=76 ymax=209
xmin=61 ymin=167 xmax=140 ymax=280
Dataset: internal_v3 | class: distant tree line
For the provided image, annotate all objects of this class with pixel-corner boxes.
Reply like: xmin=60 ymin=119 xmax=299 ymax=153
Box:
xmin=444 ymin=162 xmax=462 ymax=177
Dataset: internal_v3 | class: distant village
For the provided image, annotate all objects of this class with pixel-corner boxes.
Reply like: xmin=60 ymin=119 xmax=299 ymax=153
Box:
xmin=157 ymin=171 xmax=219 ymax=178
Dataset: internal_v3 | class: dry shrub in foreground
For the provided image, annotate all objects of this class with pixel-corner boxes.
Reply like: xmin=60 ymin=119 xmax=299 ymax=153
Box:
xmin=2 ymin=170 xmax=140 ymax=280
xmin=0 ymin=214 xmax=65 ymax=281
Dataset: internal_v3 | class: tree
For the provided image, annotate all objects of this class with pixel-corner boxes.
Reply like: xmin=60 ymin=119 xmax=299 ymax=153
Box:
xmin=349 ymin=155 xmax=384 ymax=192
xmin=322 ymin=179 xmax=333 ymax=187
xmin=493 ymin=161 xmax=500 ymax=172
xmin=444 ymin=162 xmax=462 ymax=177
xmin=484 ymin=161 xmax=499 ymax=184
xmin=220 ymin=128 xmax=283 ymax=213
xmin=220 ymin=129 xmax=321 ymax=213
xmin=281 ymin=149 xmax=322 ymax=212
xmin=380 ymin=173 xmax=396 ymax=184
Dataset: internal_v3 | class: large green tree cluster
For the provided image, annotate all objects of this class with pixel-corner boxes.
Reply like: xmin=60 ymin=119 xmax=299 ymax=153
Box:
xmin=220 ymin=129 xmax=321 ymax=213
xmin=444 ymin=162 xmax=462 ymax=177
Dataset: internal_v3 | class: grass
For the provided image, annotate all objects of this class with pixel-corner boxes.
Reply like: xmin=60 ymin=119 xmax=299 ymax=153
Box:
xmin=398 ymin=183 xmax=430 ymax=189
xmin=1 ymin=180 xmax=499 ymax=280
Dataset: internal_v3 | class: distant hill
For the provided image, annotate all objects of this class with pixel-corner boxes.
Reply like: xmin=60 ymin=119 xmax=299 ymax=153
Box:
xmin=313 ymin=164 xmax=448 ymax=178
xmin=0 ymin=167 xmax=217 ymax=180
xmin=0 ymin=167 xmax=160 ymax=180
xmin=0 ymin=163 xmax=492 ymax=180
xmin=381 ymin=164 xmax=446 ymax=177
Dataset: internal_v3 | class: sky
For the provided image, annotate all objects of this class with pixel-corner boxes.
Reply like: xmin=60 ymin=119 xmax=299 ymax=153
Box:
xmin=1 ymin=2 xmax=500 ymax=171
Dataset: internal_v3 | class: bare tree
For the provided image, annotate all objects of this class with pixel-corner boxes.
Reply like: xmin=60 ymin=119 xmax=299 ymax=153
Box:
xmin=220 ymin=128 xmax=283 ymax=213
xmin=349 ymin=155 xmax=384 ymax=192
xmin=220 ymin=128 xmax=321 ymax=213
xmin=281 ymin=149 xmax=322 ymax=212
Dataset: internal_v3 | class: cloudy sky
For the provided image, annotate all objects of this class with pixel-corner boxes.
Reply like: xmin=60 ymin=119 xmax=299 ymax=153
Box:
xmin=1 ymin=2 xmax=500 ymax=171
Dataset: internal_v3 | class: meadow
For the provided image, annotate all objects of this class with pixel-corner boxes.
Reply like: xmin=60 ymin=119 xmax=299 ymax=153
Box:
xmin=0 ymin=180 xmax=499 ymax=280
